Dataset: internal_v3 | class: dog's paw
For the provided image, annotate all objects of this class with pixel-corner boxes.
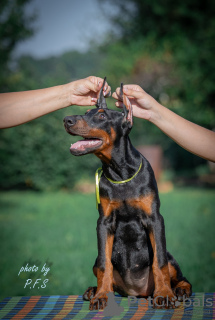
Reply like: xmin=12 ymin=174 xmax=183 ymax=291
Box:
xmin=83 ymin=286 xmax=97 ymax=301
xmin=173 ymin=281 xmax=192 ymax=301
xmin=153 ymin=288 xmax=177 ymax=309
xmin=89 ymin=293 xmax=108 ymax=310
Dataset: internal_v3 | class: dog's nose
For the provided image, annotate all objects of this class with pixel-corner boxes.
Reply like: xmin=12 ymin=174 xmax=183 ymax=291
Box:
xmin=63 ymin=116 xmax=76 ymax=127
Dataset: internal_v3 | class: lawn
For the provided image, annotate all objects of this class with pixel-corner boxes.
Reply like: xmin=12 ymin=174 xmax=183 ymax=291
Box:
xmin=0 ymin=188 xmax=215 ymax=301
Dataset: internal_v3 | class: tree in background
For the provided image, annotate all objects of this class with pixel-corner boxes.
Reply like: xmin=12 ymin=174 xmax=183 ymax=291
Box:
xmin=0 ymin=1 xmax=104 ymax=191
xmin=1 ymin=0 xmax=214 ymax=191
xmin=0 ymin=50 xmax=104 ymax=190
xmin=101 ymin=0 xmax=215 ymax=173
xmin=101 ymin=0 xmax=215 ymax=128
xmin=0 ymin=0 xmax=35 ymax=91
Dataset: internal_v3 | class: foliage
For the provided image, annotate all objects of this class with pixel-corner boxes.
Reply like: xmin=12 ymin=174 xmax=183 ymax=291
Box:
xmin=0 ymin=189 xmax=215 ymax=299
xmin=0 ymin=107 xmax=101 ymax=191
xmin=102 ymin=0 xmax=215 ymax=42
xmin=101 ymin=0 xmax=215 ymax=128
xmin=1 ymin=0 xmax=214 ymax=190
xmin=10 ymin=49 xmax=105 ymax=91
xmin=0 ymin=49 xmax=106 ymax=190
xmin=100 ymin=0 xmax=215 ymax=172
xmin=0 ymin=0 xmax=35 ymax=91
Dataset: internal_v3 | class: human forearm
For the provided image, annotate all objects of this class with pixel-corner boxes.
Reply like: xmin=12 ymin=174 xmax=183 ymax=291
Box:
xmin=150 ymin=103 xmax=215 ymax=162
xmin=0 ymin=76 xmax=111 ymax=129
xmin=113 ymin=85 xmax=215 ymax=162
xmin=0 ymin=84 xmax=71 ymax=128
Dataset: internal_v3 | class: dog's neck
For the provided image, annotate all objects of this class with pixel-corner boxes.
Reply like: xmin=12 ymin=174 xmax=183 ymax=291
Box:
xmin=97 ymin=136 xmax=141 ymax=181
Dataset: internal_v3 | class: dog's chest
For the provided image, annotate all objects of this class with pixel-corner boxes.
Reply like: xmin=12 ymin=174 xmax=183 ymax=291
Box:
xmin=99 ymin=176 xmax=143 ymax=201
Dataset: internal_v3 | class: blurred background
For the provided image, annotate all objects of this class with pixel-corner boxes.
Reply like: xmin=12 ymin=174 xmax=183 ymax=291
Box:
xmin=0 ymin=0 xmax=215 ymax=300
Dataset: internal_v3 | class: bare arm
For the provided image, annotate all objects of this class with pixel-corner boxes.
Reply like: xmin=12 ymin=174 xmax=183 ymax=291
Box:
xmin=113 ymin=85 xmax=215 ymax=162
xmin=0 ymin=76 xmax=110 ymax=129
xmin=152 ymin=103 xmax=215 ymax=162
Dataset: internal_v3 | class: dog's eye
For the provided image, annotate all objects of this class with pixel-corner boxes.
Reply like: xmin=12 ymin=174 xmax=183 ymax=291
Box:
xmin=99 ymin=113 xmax=106 ymax=120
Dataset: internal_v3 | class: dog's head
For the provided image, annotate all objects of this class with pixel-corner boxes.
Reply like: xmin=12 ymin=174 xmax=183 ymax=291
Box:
xmin=64 ymin=77 xmax=133 ymax=157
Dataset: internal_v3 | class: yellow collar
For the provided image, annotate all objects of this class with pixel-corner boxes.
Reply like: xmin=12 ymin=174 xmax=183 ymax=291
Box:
xmin=95 ymin=161 xmax=142 ymax=209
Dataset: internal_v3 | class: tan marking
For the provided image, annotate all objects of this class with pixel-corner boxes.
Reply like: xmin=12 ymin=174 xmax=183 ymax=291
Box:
xmin=174 ymin=280 xmax=192 ymax=293
xmin=100 ymin=197 xmax=121 ymax=217
xmin=168 ymin=263 xmax=192 ymax=294
xmin=72 ymin=119 xmax=117 ymax=164
xmin=149 ymin=232 xmax=172 ymax=293
xmin=127 ymin=194 xmax=154 ymax=215
xmin=96 ymin=234 xmax=114 ymax=293
xmin=98 ymin=109 xmax=105 ymax=113
xmin=168 ymin=262 xmax=179 ymax=286
xmin=71 ymin=119 xmax=90 ymax=136
xmin=93 ymin=266 xmax=97 ymax=277
xmin=71 ymin=119 xmax=116 ymax=163
xmin=94 ymin=127 xmax=117 ymax=163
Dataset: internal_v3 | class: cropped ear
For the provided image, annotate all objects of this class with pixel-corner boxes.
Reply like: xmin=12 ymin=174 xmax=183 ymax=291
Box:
xmin=123 ymin=95 xmax=133 ymax=128
xmin=120 ymin=83 xmax=133 ymax=129
xmin=96 ymin=76 xmax=108 ymax=109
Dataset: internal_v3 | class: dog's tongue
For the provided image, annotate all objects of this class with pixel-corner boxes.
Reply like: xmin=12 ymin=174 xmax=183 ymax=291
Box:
xmin=70 ymin=139 xmax=102 ymax=152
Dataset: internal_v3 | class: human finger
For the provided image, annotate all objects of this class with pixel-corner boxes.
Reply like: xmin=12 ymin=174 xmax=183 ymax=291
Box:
xmin=123 ymin=87 xmax=144 ymax=99
xmin=115 ymin=101 xmax=123 ymax=108
xmin=112 ymin=90 xmax=123 ymax=101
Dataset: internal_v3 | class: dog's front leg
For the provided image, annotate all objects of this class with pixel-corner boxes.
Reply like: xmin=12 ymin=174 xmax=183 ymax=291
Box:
xmin=148 ymin=213 xmax=176 ymax=309
xmin=90 ymin=215 xmax=114 ymax=310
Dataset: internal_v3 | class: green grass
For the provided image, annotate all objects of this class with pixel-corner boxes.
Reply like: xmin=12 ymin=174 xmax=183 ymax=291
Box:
xmin=0 ymin=188 xmax=215 ymax=300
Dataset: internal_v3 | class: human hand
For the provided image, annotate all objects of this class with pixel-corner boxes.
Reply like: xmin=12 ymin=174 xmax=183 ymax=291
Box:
xmin=69 ymin=76 xmax=111 ymax=106
xmin=112 ymin=84 xmax=161 ymax=120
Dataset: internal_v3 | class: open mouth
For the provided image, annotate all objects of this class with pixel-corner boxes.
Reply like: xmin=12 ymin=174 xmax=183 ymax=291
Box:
xmin=70 ymin=137 xmax=103 ymax=154
xmin=64 ymin=122 xmax=103 ymax=155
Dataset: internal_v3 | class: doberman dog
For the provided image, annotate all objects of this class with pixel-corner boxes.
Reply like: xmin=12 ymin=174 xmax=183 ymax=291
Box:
xmin=64 ymin=77 xmax=192 ymax=310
